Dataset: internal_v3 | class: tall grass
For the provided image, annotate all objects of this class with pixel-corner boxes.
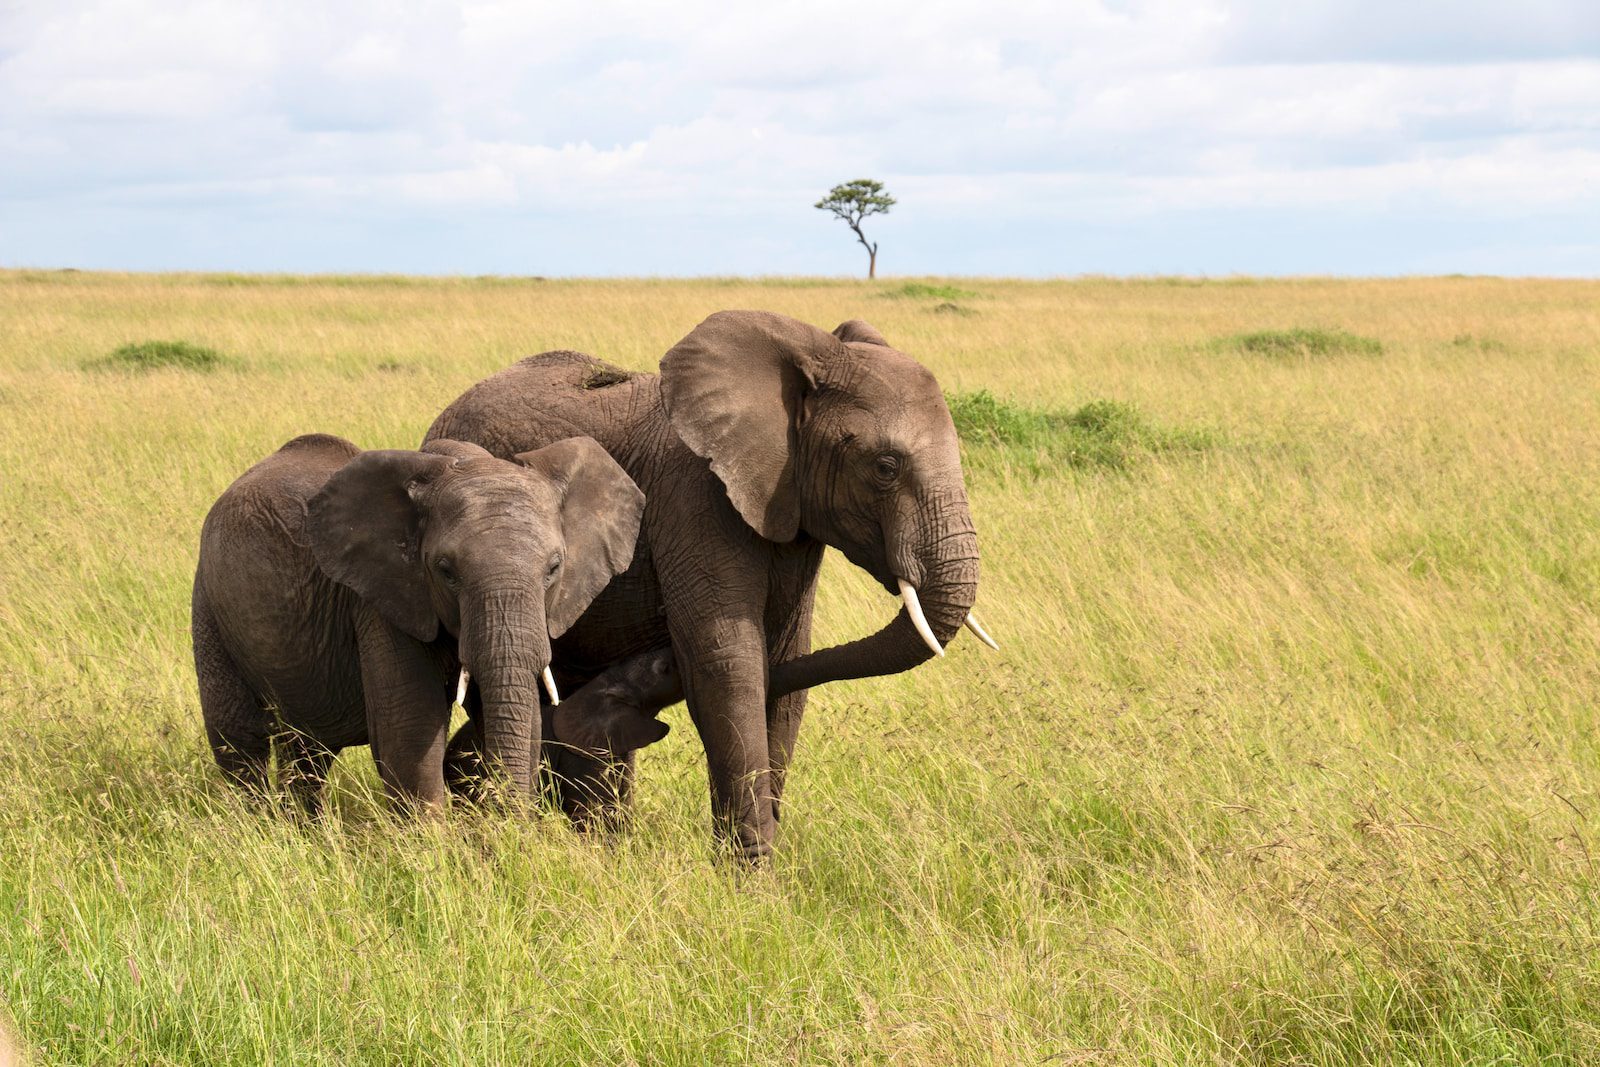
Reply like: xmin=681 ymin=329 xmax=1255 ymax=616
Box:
xmin=2 ymin=272 xmax=1599 ymax=1063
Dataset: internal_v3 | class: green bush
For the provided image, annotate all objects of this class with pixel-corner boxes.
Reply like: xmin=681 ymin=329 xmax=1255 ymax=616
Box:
xmin=1450 ymin=333 xmax=1508 ymax=353
xmin=94 ymin=340 xmax=227 ymax=371
xmin=1226 ymin=328 xmax=1381 ymax=358
xmin=888 ymin=282 xmax=982 ymax=301
xmin=946 ymin=389 xmax=1212 ymax=471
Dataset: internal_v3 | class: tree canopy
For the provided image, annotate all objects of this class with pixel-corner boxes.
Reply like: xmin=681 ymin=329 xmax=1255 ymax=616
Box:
xmin=815 ymin=179 xmax=895 ymax=278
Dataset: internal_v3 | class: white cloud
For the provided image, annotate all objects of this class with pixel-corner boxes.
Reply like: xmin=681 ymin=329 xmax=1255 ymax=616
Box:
xmin=0 ymin=0 xmax=1596 ymax=273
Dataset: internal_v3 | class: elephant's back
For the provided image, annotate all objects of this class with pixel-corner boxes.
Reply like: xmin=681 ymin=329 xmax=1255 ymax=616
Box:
xmin=200 ymin=434 xmax=359 ymax=560
xmin=425 ymin=351 xmax=667 ymax=467
xmin=195 ymin=434 xmax=362 ymax=723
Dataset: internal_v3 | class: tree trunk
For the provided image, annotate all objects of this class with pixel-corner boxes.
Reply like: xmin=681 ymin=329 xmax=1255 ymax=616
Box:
xmin=868 ymin=246 xmax=877 ymax=280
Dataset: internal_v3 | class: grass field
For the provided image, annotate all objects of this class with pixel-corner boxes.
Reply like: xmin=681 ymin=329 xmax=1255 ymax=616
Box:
xmin=2 ymin=270 xmax=1599 ymax=1064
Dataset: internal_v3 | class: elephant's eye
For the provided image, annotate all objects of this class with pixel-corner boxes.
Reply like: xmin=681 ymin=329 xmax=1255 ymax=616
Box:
xmin=873 ymin=453 xmax=901 ymax=483
xmin=435 ymin=558 xmax=459 ymax=586
xmin=545 ymin=552 xmax=563 ymax=583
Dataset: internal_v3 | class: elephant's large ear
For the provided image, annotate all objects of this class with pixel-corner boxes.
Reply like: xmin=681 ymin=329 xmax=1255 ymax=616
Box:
xmin=659 ymin=310 xmax=841 ymax=541
xmin=832 ymin=319 xmax=890 ymax=347
xmin=306 ymin=450 xmax=454 ymax=642
xmin=514 ymin=437 xmax=645 ymax=639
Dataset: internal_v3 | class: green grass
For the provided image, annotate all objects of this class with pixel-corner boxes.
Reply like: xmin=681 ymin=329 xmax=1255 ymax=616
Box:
xmin=93 ymin=339 xmax=228 ymax=372
xmin=948 ymin=389 xmax=1213 ymax=471
xmin=1450 ymin=333 xmax=1509 ymax=353
xmin=1225 ymin=327 xmax=1383 ymax=358
xmin=3 ymin=272 xmax=1600 ymax=1064
xmin=885 ymin=281 xmax=982 ymax=301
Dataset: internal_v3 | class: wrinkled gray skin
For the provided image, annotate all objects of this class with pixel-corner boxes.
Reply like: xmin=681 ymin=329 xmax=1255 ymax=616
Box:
xmin=191 ymin=433 xmax=643 ymax=814
xmin=427 ymin=311 xmax=981 ymax=860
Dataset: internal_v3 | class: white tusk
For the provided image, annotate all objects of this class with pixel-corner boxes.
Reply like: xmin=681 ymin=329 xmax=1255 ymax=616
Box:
xmin=964 ymin=611 xmax=999 ymax=651
xmin=542 ymin=666 xmax=561 ymax=706
xmin=897 ymin=578 xmax=944 ymax=658
xmin=454 ymin=668 xmax=470 ymax=707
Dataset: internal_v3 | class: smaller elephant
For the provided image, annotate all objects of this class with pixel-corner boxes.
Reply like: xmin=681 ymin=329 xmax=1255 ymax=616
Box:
xmin=551 ymin=646 xmax=679 ymax=760
xmin=191 ymin=432 xmax=644 ymax=815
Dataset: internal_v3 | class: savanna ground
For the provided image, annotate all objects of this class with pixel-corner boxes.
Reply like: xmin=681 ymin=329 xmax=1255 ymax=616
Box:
xmin=1 ymin=271 xmax=1599 ymax=1065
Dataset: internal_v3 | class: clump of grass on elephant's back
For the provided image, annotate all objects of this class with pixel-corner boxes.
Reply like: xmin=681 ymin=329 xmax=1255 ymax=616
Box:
xmin=945 ymin=389 xmax=1215 ymax=474
xmin=88 ymin=339 xmax=230 ymax=372
xmin=1221 ymin=327 xmax=1382 ymax=359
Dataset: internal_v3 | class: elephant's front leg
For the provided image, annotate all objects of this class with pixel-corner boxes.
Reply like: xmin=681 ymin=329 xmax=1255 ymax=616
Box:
xmin=765 ymin=688 xmax=808 ymax=828
xmin=671 ymin=616 xmax=776 ymax=862
xmin=685 ymin=658 xmax=774 ymax=862
xmin=656 ymin=493 xmax=778 ymax=861
xmin=355 ymin=612 xmax=452 ymax=814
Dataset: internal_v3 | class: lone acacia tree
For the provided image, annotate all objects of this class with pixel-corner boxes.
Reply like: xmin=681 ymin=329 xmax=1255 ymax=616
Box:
xmin=815 ymin=179 xmax=895 ymax=279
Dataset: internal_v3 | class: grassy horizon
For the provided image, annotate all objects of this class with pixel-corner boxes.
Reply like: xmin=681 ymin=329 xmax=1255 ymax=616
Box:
xmin=2 ymin=271 xmax=1599 ymax=1064
xmin=3 ymin=267 xmax=1573 ymax=285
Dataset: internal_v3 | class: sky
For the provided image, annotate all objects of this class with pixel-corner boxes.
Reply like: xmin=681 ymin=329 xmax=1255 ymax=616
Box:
xmin=2 ymin=0 xmax=1598 ymax=277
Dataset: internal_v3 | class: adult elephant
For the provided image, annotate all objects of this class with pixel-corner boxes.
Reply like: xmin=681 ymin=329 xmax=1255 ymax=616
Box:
xmin=426 ymin=311 xmax=991 ymax=860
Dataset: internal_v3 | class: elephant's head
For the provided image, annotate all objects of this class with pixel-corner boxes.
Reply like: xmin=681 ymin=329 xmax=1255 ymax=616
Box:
xmin=660 ymin=311 xmax=986 ymax=693
xmin=305 ymin=437 xmax=644 ymax=792
xmin=551 ymin=646 xmax=677 ymax=760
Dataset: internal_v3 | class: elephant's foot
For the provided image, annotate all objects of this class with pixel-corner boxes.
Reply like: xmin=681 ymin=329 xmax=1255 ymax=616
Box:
xmin=708 ymin=808 xmax=777 ymax=868
xmin=716 ymin=836 xmax=774 ymax=870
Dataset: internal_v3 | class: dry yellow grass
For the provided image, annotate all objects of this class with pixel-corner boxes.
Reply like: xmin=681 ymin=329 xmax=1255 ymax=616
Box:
xmin=2 ymin=270 xmax=1599 ymax=1063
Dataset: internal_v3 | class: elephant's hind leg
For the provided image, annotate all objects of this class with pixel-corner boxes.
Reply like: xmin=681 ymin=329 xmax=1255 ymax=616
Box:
xmin=192 ymin=588 xmax=272 ymax=795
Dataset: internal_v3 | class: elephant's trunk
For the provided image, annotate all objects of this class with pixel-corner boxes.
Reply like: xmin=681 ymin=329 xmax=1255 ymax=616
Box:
xmin=770 ymin=498 xmax=978 ymax=699
xmin=463 ymin=583 xmax=549 ymax=798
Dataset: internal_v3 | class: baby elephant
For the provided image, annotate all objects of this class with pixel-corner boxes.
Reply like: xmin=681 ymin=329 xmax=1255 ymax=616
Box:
xmin=538 ymin=646 xmax=682 ymax=829
xmin=551 ymin=647 xmax=680 ymax=760
xmin=191 ymin=432 xmax=643 ymax=815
